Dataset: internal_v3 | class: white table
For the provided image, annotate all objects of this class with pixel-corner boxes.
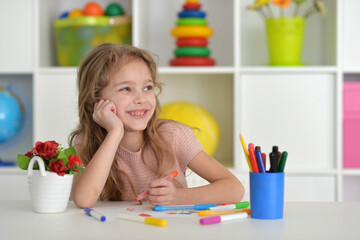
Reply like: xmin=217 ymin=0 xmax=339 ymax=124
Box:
xmin=1 ymin=201 xmax=359 ymax=240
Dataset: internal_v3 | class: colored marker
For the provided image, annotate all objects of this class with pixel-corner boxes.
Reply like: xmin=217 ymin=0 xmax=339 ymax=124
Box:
xmin=198 ymin=208 xmax=251 ymax=217
xmin=84 ymin=208 xmax=106 ymax=222
xmin=200 ymin=212 xmax=248 ymax=225
xmin=248 ymin=147 xmax=259 ymax=173
xmin=207 ymin=202 xmax=249 ymax=211
xmin=255 ymin=149 xmax=266 ymax=173
xmin=262 ymin=152 xmax=266 ymax=169
xmin=240 ymin=134 xmax=253 ymax=172
xmin=154 ymin=204 xmax=217 ymax=211
xmin=134 ymin=170 xmax=178 ymax=201
xmin=270 ymin=146 xmax=279 ymax=172
xmin=278 ymin=151 xmax=288 ymax=172
xmin=118 ymin=213 xmax=167 ymax=227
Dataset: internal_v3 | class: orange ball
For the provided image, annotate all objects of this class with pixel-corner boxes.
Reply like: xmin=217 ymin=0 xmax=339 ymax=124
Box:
xmin=83 ymin=2 xmax=104 ymax=16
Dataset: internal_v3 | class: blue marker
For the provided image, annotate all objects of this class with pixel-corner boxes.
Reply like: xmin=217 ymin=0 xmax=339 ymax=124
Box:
xmin=255 ymin=149 xmax=266 ymax=173
xmin=154 ymin=204 xmax=217 ymax=211
xmin=84 ymin=208 xmax=106 ymax=222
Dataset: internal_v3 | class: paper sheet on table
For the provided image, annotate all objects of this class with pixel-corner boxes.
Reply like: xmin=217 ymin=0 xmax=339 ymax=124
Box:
xmin=94 ymin=202 xmax=198 ymax=221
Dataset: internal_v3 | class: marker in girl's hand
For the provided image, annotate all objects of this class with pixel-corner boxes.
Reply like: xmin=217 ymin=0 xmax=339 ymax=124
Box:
xmin=134 ymin=170 xmax=178 ymax=201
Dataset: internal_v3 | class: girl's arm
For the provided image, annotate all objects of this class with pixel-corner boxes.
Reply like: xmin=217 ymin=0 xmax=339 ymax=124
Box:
xmin=147 ymin=150 xmax=245 ymax=205
xmin=72 ymin=100 xmax=124 ymax=208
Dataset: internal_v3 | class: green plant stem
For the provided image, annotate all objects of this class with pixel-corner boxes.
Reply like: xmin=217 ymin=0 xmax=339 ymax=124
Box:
xmin=266 ymin=4 xmax=274 ymax=18
xmin=303 ymin=4 xmax=315 ymax=18
xmin=257 ymin=10 xmax=267 ymax=20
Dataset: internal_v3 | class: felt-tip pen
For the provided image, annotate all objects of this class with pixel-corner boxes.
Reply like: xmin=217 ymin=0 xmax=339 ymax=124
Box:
xmin=154 ymin=204 xmax=217 ymax=211
xmin=207 ymin=202 xmax=250 ymax=211
xmin=84 ymin=208 xmax=106 ymax=222
xmin=200 ymin=212 xmax=248 ymax=225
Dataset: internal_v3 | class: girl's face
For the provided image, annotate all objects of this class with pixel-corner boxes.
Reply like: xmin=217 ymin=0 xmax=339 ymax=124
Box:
xmin=100 ymin=59 xmax=156 ymax=133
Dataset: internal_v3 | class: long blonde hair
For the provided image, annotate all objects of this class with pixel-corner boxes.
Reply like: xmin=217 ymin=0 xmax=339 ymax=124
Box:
xmin=69 ymin=43 xmax=174 ymax=200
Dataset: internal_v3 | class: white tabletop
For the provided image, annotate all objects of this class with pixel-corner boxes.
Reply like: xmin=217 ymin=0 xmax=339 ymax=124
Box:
xmin=1 ymin=201 xmax=359 ymax=240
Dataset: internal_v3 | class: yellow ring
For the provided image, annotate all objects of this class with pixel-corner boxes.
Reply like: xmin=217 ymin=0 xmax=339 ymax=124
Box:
xmin=186 ymin=0 xmax=199 ymax=3
xmin=171 ymin=26 xmax=213 ymax=38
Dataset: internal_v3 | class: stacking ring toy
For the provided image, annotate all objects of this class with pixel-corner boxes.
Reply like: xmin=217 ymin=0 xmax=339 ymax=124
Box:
xmin=176 ymin=37 xmax=208 ymax=47
xmin=186 ymin=0 xmax=199 ymax=3
xmin=170 ymin=57 xmax=215 ymax=66
xmin=177 ymin=18 xmax=207 ymax=26
xmin=171 ymin=26 xmax=213 ymax=38
xmin=183 ymin=3 xmax=201 ymax=10
xmin=178 ymin=10 xmax=206 ymax=18
xmin=174 ymin=47 xmax=210 ymax=57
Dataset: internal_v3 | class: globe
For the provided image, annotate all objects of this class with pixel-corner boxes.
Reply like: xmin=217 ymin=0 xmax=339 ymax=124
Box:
xmin=159 ymin=101 xmax=220 ymax=156
xmin=0 ymin=84 xmax=31 ymax=166
xmin=0 ymin=91 xmax=23 ymax=143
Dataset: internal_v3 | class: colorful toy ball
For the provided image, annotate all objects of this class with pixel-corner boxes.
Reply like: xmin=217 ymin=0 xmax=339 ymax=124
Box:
xmin=105 ymin=3 xmax=124 ymax=16
xmin=83 ymin=2 xmax=104 ymax=16
xmin=68 ymin=9 xmax=83 ymax=18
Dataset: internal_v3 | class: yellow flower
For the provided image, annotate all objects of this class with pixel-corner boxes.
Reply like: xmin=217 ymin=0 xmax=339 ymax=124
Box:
xmin=256 ymin=0 xmax=270 ymax=5
xmin=315 ymin=0 xmax=327 ymax=17
xmin=248 ymin=3 xmax=262 ymax=10
xmin=272 ymin=0 xmax=291 ymax=9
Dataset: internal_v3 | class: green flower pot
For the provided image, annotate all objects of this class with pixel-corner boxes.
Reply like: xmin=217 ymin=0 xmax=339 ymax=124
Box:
xmin=266 ymin=17 xmax=305 ymax=66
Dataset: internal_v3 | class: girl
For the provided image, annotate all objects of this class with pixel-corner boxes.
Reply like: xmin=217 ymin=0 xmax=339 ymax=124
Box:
xmin=69 ymin=43 xmax=244 ymax=208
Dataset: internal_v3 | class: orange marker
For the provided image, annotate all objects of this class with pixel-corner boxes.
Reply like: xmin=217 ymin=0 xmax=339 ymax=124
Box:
xmin=198 ymin=208 xmax=251 ymax=217
xmin=134 ymin=170 xmax=178 ymax=201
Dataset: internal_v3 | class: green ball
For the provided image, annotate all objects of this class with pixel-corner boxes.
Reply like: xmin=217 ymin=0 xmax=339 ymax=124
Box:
xmin=106 ymin=3 xmax=124 ymax=16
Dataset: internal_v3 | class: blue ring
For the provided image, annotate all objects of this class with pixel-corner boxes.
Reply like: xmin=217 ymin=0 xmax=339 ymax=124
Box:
xmin=178 ymin=10 xmax=206 ymax=19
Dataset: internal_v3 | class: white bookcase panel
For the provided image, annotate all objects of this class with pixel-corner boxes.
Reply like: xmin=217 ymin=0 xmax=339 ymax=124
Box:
xmin=285 ymin=176 xmax=336 ymax=202
xmin=237 ymin=73 xmax=336 ymax=171
xmin=0 ymin=0 xmax=33 ymax=72
xmin=34 ymin=71 xmax=78 ymax=147
xmin=343 ymin=0 xmax=360 ymax=72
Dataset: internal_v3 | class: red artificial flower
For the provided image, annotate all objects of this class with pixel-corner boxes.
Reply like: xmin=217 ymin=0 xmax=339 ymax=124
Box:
xmin=32 ymin=141 xmax=59 ymax=160
xmin=25 ymin=151 xmax=34 ymax=158
xmin=68 ymin=155 xmax=82 ymax=172
xmin=49 ymin=160 xmax=68 ymax=176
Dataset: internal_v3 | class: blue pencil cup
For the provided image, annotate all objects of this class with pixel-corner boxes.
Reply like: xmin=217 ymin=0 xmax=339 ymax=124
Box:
xmin=250 ymin=172 xmax=284 ymax=219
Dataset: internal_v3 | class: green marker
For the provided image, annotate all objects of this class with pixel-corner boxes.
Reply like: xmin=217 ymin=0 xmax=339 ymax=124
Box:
xmin=207 ymin=201 xmax=250 ymax=211
xmin=278 ymin=151 xmax=288 ymax=172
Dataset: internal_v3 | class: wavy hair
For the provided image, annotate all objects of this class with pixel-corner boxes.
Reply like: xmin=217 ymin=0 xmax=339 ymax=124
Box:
xmin=69 ymin=43 xmax=174 ymax=200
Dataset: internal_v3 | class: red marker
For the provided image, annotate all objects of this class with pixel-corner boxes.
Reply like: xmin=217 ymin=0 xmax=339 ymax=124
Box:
xmin=134 ymin=170 xmax=178 ymax=201
xmin=248 ymin=147 xmax=259 ymax=173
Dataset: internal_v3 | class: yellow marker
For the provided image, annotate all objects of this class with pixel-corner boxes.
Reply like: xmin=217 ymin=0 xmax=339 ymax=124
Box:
xmin=198 ymin=208 xmax=251 ymax=217
xmin=118 ymin=214 xmax=167 ymax=227
xmin=240 ymin=134 xmax=253 ymax=172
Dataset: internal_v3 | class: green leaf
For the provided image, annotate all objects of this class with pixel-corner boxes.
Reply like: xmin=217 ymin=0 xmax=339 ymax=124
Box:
xmin=17 ymin=154 xmax=30 ymax=170
xmin=57 ymin=151 xmax=68 ymax=164
xmin=64 ymin=146 xmax=76 ymax=157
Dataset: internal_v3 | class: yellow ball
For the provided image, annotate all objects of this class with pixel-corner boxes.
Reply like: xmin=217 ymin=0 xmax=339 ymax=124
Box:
xmin=159 ymin=102 xmax=220 ymax=156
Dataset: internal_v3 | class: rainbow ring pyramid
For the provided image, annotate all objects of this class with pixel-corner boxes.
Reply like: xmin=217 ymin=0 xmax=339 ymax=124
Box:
xmin=170 ymin=0 xmax=215 ymax=66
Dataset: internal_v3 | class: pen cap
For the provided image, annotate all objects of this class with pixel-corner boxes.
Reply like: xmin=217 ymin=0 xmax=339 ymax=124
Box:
xmin=249 ymin=172 xmax=284 ymax=219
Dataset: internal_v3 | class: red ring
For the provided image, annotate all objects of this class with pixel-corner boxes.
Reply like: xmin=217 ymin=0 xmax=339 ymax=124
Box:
xmin=176 ymin=37 xmax=208 ymax=47
xmin=170 ymin=57 xmax=215 ymax=66
xmin=183 ymin=3 xmax=202 ymax=10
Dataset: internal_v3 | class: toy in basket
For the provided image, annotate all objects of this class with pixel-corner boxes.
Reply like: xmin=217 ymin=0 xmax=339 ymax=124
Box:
xmin=54 ymin=2 xmax=131 ymax=66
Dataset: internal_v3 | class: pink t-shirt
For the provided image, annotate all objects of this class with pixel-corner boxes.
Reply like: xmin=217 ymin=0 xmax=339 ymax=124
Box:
xmin=75 ymin=121 xmax=203 ymax=201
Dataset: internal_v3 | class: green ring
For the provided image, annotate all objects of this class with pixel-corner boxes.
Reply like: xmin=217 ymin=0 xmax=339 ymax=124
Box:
xmin=176 ymin=18 xmax=207 ymax=26
xmin=174 ymin=47 xmax=211 ymax=57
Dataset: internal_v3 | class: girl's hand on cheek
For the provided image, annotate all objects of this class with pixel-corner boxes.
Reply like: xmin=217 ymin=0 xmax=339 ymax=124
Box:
xmin=147 ymin=179 xmax=178 ymax=206
xmin=93 ymin=99 xmax=124 ymax=134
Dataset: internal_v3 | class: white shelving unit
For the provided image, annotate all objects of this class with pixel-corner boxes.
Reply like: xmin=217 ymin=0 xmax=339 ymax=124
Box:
xmin=0 ymin=0 xmax=359 ymax=202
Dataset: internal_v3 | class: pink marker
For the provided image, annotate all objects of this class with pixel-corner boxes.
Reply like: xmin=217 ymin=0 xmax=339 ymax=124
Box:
xmin=134 ymin=170 xmax=178 ymax=201
xmin=200 ymin=212 xmax=248 ymax=225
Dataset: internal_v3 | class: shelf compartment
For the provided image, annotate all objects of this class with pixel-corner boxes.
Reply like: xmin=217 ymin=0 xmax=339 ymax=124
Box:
xmin=236 ymin=73 xmax=336 ymax=171
xmin=136 ymin=0 xmax=234 ymax=67
xmin=159 ymin=73 xmax=234 ymax=167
